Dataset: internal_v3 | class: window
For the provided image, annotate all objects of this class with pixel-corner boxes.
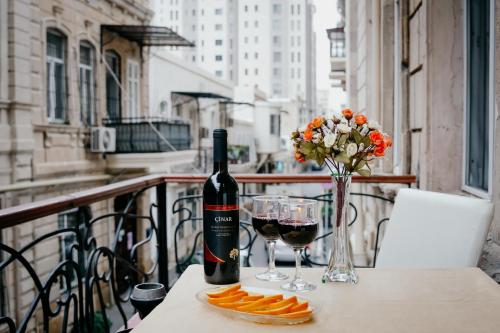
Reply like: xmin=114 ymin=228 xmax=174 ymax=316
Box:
xmin=192 ymin=55 xmax=196 ymax=62
xmin=297 ymin=68 xmax=301 ymax=78
xmin=201 ymin=24 xmax=204 ymax=31
xmin=273 ymin=36 xmax=281 ymax=46
xmin=291 ymin=36 xmax=294 ymax=46
xmin=291 ymin=53 xmax=295 ymax=62
xmin=127 ymin=59 xmax=140 ymax=118
xmin=254 ymin=5 xmax=258 ymax=11
xmin=215 ymin=39 xmax=223 ymax=46
xmin=58 ymin=207 xmax=91 ymax=289
xmin=297 ymin=36 xmax=301 ymax=46
xmin=244 ymin=21 xmax=248 ymax=28
xmin=291 ymin=4 xmax=294 ymax=15
xmin=105 ymin=51 xmax=121 ymax=120
xmin=464 ymin=0 xmax=494 ymax=195
xmin=297 ymin=4 xmax=301 ymax=14
xmin=254 ymin=68 xmax=258 ymax=75
xmin=244 ymin=5 xmax=248 ymax=12
xmin=254 ymin=36 xmax=259 ymax=43
xmin=297 ymin=52 xmax=301 ymax=62
xmin=79 ymin=42 xmax=95 ymax=126
xmin=244 ymin=52 xmax=248 ymax=59
xmin=254 ymin=21 xmax=259 ymax=28
xmin=273 ymin=52 xmax=281 ymax=62
xmin=215 ymin=70 xmax=223 ymax=77
xmin=201 ymin=9 xmax=204 ymax=16
xmin=46 ymin=30 xmax=67 ymax=122
xmin=215 ymin=24 xmax=223 ymax=30
xmin=254 ymin=52 xmax=258 ymax=59
xmin=192 ymin=9 xmax=196 ymax=15
xmin=192 ymin=24 xmax=196 ymax=31
xmin=215 ymin=55 xmax=223 ymax=61
xmin=291 ymin=68 xmax=294 ymax=78
xmin=273 ymin=19 xmax=281 ymax=30
xmin=215 ymin=8 xmax=223 ymax=15
xmin=270 ymin=114 xmax=280 ymax=135
xmin=244 ymin=68 xmax=248 ymax=75
xmin=272 ymin=4 xmax=282 ymax=14
xmin=273 ymin=68 xmax=281 ymax=76
xmin=159 ymin=101 xmax=168 ymax=113
xmin=244 ymin=36 xmax=248 ymax=43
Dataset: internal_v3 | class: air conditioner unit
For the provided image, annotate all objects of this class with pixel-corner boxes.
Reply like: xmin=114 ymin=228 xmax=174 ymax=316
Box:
xmin=91 ymin=127 xmax=116 ymax=153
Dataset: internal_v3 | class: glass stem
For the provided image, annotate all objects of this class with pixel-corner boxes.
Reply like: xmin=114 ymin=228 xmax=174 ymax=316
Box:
xmin=267 ymin=240 xmax=276 ymax=273
xmin=294 ymin=248 xmax=302 ymax=282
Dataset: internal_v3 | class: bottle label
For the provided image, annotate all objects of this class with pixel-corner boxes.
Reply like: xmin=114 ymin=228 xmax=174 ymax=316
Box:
xmin=203 ymin=204 xmax=239 ymax=263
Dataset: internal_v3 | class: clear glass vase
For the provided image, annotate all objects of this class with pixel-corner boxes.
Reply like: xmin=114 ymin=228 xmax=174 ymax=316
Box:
xmin=322 ymin=174 xmax=358 ymax=284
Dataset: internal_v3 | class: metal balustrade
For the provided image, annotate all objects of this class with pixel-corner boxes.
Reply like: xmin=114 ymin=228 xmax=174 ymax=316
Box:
xmin=0 ymin=174 xmax=415 ymax=332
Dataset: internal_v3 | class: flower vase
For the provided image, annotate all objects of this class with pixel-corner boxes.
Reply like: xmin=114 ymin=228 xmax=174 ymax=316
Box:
xmin=322 ymin=174 xmax=358 ymax=284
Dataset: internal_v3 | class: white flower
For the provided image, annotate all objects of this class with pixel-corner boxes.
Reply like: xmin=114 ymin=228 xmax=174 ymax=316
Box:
xmin=337 ymin=123 xmax=352 ymax=134
xmin=360 ymin=124 xmax=369 ymax=136
xmin=368 ymin=121 xmax=381 ymax=130
xmin=326 ymin=119 xmax=334 ymax=129
xmin=323 ymin=133 xmax=337 ymax=147
xmin=346 ymin=143 xmax=358 ymax=157
xmin=312 ymin=132 xmax=322 ymax=144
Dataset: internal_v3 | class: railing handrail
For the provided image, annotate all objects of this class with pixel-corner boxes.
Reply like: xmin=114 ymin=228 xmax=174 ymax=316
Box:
xmin=0 ymin=173 xmax=416 ymax=228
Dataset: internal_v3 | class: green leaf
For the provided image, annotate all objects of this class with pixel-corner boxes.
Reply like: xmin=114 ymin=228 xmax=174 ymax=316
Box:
xmin=361 ymin=136 xmax=371 ymax=147
xmin=357 ymin=168 xmax=371 ymax=176
xmin=354 ymin=159 xmax=367 ymax=171
xmin=334 ymin=151 xmax=350 ymax=164
xmin=300 ymin=141 xmax=314 ymax=154
xmin=338 ymin=134 xmax=349 ymax=145
xmin=352 ymin=129 xmax=362 ymax=144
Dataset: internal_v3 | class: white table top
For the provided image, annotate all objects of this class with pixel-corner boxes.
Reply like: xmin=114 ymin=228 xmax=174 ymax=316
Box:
xmin=132 ymin=265 xmax=500 ymax=333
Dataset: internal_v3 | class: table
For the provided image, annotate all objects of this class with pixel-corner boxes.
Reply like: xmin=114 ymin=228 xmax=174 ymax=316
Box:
xmin=132 ymin=265 xmax=500 ymax=332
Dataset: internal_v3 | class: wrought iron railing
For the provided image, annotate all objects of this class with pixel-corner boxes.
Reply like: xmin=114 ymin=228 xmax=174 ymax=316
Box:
xmin=103 ymin=117 xmax=191 ymax=153
xmin=0 ymin=174 xmax=415 ymax=332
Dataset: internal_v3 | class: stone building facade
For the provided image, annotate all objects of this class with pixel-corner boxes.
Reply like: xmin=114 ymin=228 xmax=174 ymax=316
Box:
xmin=0 ymin=0 xmax=156 ymax=329
xmin=344 ymin=0 xmax=500 ymax=278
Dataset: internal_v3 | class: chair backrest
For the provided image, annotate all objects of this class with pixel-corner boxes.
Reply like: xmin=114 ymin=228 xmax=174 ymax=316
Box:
xmin=376 ymin=188 xmax=494 ymax=268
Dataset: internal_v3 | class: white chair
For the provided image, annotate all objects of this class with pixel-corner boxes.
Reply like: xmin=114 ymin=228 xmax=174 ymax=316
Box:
xmin=375 ymin=188 xmax=494 ymax=268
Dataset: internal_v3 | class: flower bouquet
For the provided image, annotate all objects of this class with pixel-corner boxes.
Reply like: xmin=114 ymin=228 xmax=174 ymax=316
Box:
xmin=291 ymin=108 xmax=392 ymax=284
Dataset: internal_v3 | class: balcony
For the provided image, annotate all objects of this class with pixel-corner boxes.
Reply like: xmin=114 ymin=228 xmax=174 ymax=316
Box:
xmin=327 ymin=27 xmax=346 ymax=89
xmin=0 ymin=173 xmax=414 ymax=331
xmin=104 ymin=117 xmax=191 ymax=153
xmin=103 ymin=118 xmax=197 ymax=173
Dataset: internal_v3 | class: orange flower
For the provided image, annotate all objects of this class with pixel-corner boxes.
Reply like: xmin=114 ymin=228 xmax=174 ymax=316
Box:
xmin=374 ymin=145 xmax=385 ymax=157
xmin=311 ymin=117 xmax=324 ymax=128
xmin=307 ymin=123 xmax=314 ymax=130
xmin=303 ymin=129 xmax=313 ymax=141
xmin=369 ymin=131 xmax=384 ymax=146
xmin=354 ymin=114 xmax=367 ymax=125
xmin=295 ymin=152 xmax=305 ymax=163
xmin=342 ymin=108 xmax=353 ymax=120
xmin=383 ymin=134 xmax=392 ymax=148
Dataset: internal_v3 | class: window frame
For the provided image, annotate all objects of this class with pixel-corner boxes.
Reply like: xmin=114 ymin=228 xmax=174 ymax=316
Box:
xmin=462 ymin=0 xmax=495 ymax=198
xmin=79 ymin=41 xmax=95 ymax=126
xmin=46 ymin=29 xmax=67 ymax=124
xmin=127 ymin=59 xmax=140 ymax=119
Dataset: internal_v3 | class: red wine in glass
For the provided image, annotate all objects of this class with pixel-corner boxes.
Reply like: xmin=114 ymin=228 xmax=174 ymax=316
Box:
xmin=252 ymin=216 xmax=280 ymax=241
xmin=278 ymin=219 xmax=318 ymax=248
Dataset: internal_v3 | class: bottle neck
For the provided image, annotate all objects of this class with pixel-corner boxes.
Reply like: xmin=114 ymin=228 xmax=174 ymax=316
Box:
xmin=213 ymin=137 xmax=228 ymax=174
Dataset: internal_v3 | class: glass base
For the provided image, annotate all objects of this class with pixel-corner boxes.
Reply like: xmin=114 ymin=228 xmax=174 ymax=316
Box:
xmin=281 ymin=279 xmax=316 ymax=292
xmin=255 ymin=270 xmax=288 ymax=281
xmin=322 ymin=268 xmax=358 ymax=284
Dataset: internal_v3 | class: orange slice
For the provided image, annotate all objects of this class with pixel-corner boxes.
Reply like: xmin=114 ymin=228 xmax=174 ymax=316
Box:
xmin=216 ymin=301 xmax=252 ymax=309
xmin=266 ymin=296 xmax=298 ymax=309
xmin=279 ymin=310 xmax=313 ymax=318
xmin=289 ymin=301 xmax=309 ymax=312
xmin=241 ymin=295 xmax=264 ymax=301
xmin=253 ymin=303 xmax=295 ymax=315
xmin=206 ymin=284 xmax=241 ymax=298
xmin=235 ymin=294 xmax=283 ymax=312
xmin=207 ymin=291 xmax=248 ymax=305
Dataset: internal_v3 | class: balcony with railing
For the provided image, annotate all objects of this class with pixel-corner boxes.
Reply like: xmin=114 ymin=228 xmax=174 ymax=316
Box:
xmin=327 ymin=27 xmax=346 ymax=89
xmin=0 ymin=173 xmax=415 ymax=332
xmin=103 ymin=117 xmax=191 ymax=154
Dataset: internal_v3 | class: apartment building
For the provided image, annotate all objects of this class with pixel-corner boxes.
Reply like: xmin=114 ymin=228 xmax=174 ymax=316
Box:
xmin=343 ymin=0 xmax=500 ymax=278
xmin=152 ymin=0 xmax=317 ymax=128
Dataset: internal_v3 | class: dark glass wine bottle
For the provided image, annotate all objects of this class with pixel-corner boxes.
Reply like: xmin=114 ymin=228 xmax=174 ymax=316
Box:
xmin=203 ymin=129 xmax=240 ymax=284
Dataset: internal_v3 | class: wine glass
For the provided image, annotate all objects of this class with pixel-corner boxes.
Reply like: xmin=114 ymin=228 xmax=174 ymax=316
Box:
xmin=278 ymin=199 xmax=319 ymax=292
xmin=252 ymin=195 xmax=289 ymax=281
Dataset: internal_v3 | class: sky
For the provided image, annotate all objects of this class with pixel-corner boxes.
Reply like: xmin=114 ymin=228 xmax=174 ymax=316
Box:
xmin=313 ymin=0 xmax=346 ymax=113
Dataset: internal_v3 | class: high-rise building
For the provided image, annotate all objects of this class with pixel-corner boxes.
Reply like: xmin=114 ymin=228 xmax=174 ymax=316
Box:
xmin=151 ymin=0 xmax=316 ymax=124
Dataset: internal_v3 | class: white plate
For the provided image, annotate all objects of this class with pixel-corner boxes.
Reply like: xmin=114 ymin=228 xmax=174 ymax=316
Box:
xmin=196 ymin=285 xmax=319 ymax=325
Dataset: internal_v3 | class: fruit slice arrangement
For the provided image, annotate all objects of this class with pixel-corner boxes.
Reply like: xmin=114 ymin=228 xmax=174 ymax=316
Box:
xmin=206 ymin=284 xmax=312 ymax=321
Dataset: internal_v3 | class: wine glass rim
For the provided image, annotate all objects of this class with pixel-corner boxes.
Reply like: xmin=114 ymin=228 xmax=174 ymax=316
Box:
xmin=252 ymin=195 xmax=289 ymax=201
xmin=286 ymin=198 xmax=318 ymax=206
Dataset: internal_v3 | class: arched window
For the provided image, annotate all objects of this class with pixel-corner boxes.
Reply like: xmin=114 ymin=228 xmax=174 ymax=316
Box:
xmin=159 ymin=100 xmax=168 ymax=114
xmin=79 ymin=41 xmax=95 ymax=126
xmin=105 ymin=51 xmax=121 ymax=120
xmin=46 ymin=29 xmax=67 ymax=122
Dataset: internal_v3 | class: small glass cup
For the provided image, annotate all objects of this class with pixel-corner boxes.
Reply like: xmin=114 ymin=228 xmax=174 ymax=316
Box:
xmin=278 ymin=199 xmax=319 ymax=292
xmin=251 ymin=195 xmax=289 ymax=281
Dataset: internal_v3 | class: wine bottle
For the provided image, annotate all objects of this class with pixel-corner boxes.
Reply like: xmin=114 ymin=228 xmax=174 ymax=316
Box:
xmin=203 ymin=129 xmax=240 ymax=284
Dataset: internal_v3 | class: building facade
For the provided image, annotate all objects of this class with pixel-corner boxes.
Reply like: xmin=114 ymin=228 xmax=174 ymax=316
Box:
xmin=344 ymin=0 xmax=500 ymax=278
